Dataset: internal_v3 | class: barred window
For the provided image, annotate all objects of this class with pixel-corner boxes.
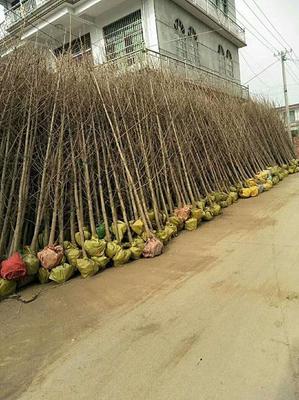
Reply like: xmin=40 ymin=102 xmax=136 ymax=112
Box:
xmin=213 ymin=0 xmax=228 ymax=14
xmin=222 ymin=0 xmax=228 ymax=14
xmin=54 ymin=33 xmax=92 ymax=61
xmin=218 ymin=44 xmax=225 ymax=75
xmin=187 ymin=26 xmax=199 ymax=66
xmin=174 ymin=18 xmax=187 ymax=61
xmin=103 ymin=10 xmax=144 ymax=62
xmin=226 ymin=49 xmax=234 ymax=77
xmin=289 ymin=110 xmax=295 ymax=123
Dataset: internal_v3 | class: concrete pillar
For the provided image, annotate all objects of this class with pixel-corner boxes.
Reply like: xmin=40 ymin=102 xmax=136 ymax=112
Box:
xmin=141 ymin=0 xmax=159 ymax=52
xmin=90 ymin=25 xmax=105 ymax=64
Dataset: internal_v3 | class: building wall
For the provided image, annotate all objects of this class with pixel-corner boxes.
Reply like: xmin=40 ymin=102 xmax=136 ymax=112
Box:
xmin=90 ymin=0 xmax=141 ymax=63
xmin=277 ymin=105 xmax=299 ymax=137
xmin=290 ymin=107 xmax=299 ymax=136
xmin=88 ymin=0 xmax=158 ymax=63
xmin=294 ymin=136 xmax=299 ymax=158
xmin=154 ymin=0 xmax=241 ymax=81
xmin=293 ymin=107 xmax=299 ymax=122
xmin=225 ymin=0 xmax=237 ymax=20
xmin=6 ymin=0 xmax=241 ymax=83
xmin=41 ymin=0 xmax=157 ymax=63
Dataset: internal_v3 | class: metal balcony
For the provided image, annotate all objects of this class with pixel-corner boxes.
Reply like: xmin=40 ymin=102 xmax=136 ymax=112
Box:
xmin=3 ymin=0 xmax=50 ymax=29
xmin=0 ymin=22 xmax=8 ymax=39
xmin=176 ymin=0 xmax=246 ymax=45
xmin=106 ymin=48 xmax=249 ymax=100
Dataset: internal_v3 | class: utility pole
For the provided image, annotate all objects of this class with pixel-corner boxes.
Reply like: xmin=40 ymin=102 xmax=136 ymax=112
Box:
xmin=276 ymin=50 xmax=293 ymax=145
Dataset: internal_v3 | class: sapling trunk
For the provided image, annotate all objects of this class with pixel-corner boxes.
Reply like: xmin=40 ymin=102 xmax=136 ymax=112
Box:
xmin=49 ymin=107 xmax=65 ymax=245
xmin=31 ymin=72 xmax=62 ymax=252
xmin=92 ymin=118 xmax=111 ymax=242
xmin=70 ymin=137 xmax=87 ymax=257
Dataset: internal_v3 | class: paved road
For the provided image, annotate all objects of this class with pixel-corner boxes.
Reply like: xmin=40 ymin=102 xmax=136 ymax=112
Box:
xmin=1 ymin=174 xmax=299 ymax=400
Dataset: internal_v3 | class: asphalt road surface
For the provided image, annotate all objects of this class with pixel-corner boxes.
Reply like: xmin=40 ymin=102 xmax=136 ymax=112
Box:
xmin=1 ymin=174 xmax=299 ymax=400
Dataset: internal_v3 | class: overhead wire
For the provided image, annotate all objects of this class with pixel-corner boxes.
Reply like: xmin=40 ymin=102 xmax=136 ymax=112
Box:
xmin=240 ymin=0 xmax=299 ymax=79
xmin=240 ymin=52 xmax=271 ymax=89
xmin=285 ymin=64 xmax=299 ymax=84
xmin=240 ymin=0 xmax=286 ymax=50
xmin=248 ymin=0 xmax=293 ymax=50
xmin=224 ymin=0 xmax=279 ymax=53
xmin=227 ymin=0 xmax=299 ymax=102
xmin=244 ymin=59 xmax=279 ymax=85
xmin=247 ymin=0 xmax=299 ymax=80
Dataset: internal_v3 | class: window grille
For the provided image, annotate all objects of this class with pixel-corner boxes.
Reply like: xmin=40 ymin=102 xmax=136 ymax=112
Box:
xmin=226 ymin=49 xmax=234 ymax=77
xmin=103 ymin=10 xmax=144 ymax=62
xmin=54 ymin=33 xmax=92 ymax=61
xmin=211 ymin=0 xmax=220 ymax=7
xmin=222 ymin=0 xmax=228 ymax=14
xmin=187 ymin=26 xmax=199 ymax=66
xmin=174 ymin=18 xmax=187 ymax=61
xmin=290 ymin=110 xmax=296 ymax=123
xmin=218 ymin=44 xmax=226 ymax=75
xmin=211 ymin=0 xmax=228 ymax=14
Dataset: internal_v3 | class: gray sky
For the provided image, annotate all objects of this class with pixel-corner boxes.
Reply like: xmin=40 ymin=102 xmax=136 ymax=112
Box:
xmin=0 ymin=0 xmax=298 ymax=106
xmin=236 ymin=0 xmax=299 ymax=106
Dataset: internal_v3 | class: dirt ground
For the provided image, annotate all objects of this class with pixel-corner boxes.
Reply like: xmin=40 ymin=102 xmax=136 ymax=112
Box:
xmin=1 ymin=174 xmax=299 ymax=400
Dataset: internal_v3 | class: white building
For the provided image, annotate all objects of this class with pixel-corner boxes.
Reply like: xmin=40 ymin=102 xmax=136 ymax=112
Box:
xmin=0 ymin=0 xmax=248 ymax=97
xmin=276 ymin=103 xmax=299 ymax=138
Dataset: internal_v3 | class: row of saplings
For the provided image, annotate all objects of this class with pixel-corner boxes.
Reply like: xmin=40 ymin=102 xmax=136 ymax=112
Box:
xmin=0 ymin=161 xmax=298 ymax=299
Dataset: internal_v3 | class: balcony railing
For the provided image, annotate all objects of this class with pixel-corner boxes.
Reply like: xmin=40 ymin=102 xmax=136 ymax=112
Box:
xmin=187 ymin=0 xmax=246 ymax=43
xmin=2 ymin=0 xmax=50 ymax=31
xmin=0 ymin=22 xmax=8 ymax=39
xmin=7 ymin=0 xmax=35 ymax=27
xmin=106 ymin=48 xmax=249 ymax=100
xmin=0 ymin=0 xmax=245 ymax=45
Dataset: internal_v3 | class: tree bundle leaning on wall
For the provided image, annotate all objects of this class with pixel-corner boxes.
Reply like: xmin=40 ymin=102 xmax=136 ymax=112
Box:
xmin=0 ymin=45 xmax=297 ymax=296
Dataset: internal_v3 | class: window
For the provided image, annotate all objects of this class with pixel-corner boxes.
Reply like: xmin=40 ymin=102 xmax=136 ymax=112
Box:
xmin=187 ymin=26 xmax=200 ymax=66
xmin=212 ymin=0 xmax=220 ymax=7
xmin=11 ymin=0 xmax=21 ymax=7
xmin=218 ymin=44 xmax=225 ymax=75
xmin=54 ymin=33 xmax=92 ymax=61
xmin=212 ymin=0 xmax=228 ymax=14
xmin=226 ymin=49 xmax=233 ymax=77
xmin=289 ymin=110 xmax=296 ymax=123
xmin=222 ymin=0 xmax=228 ymax=14
xmin=174 ymin=18 xmax=187 ymax=61
xmin=103 ymin=10 xmax=144 ymax=62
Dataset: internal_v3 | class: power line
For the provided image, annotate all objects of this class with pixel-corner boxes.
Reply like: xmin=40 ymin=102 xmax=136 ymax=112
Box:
xmin=240 ymin=52 xmax=271 ymax=89
xmin=227 ymin=0 xmax=278 ymax=52
xmin=235 ymin=11 xmax=277 ymax=53
xmin=3 ymin=7 xmax=64 ymax=46
xmin=241 ymin=0 xmax=286 ymax=50
xmin=248 ymin=0 xmax=292 ymax=50
xmin=238 ymin=18 xmax=275 ymax=53
xmin=244 ymin=59 xmax=279 ymax=85
xmin=286 ymin=63 xmax=299 ymax=84
xmin=288 ymin=54 xmax=299 ymax=77
xmin=248 ymin=0 xmax=299 ymax=80
xmin=241 ymin=0 xmax=299 ymax=79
